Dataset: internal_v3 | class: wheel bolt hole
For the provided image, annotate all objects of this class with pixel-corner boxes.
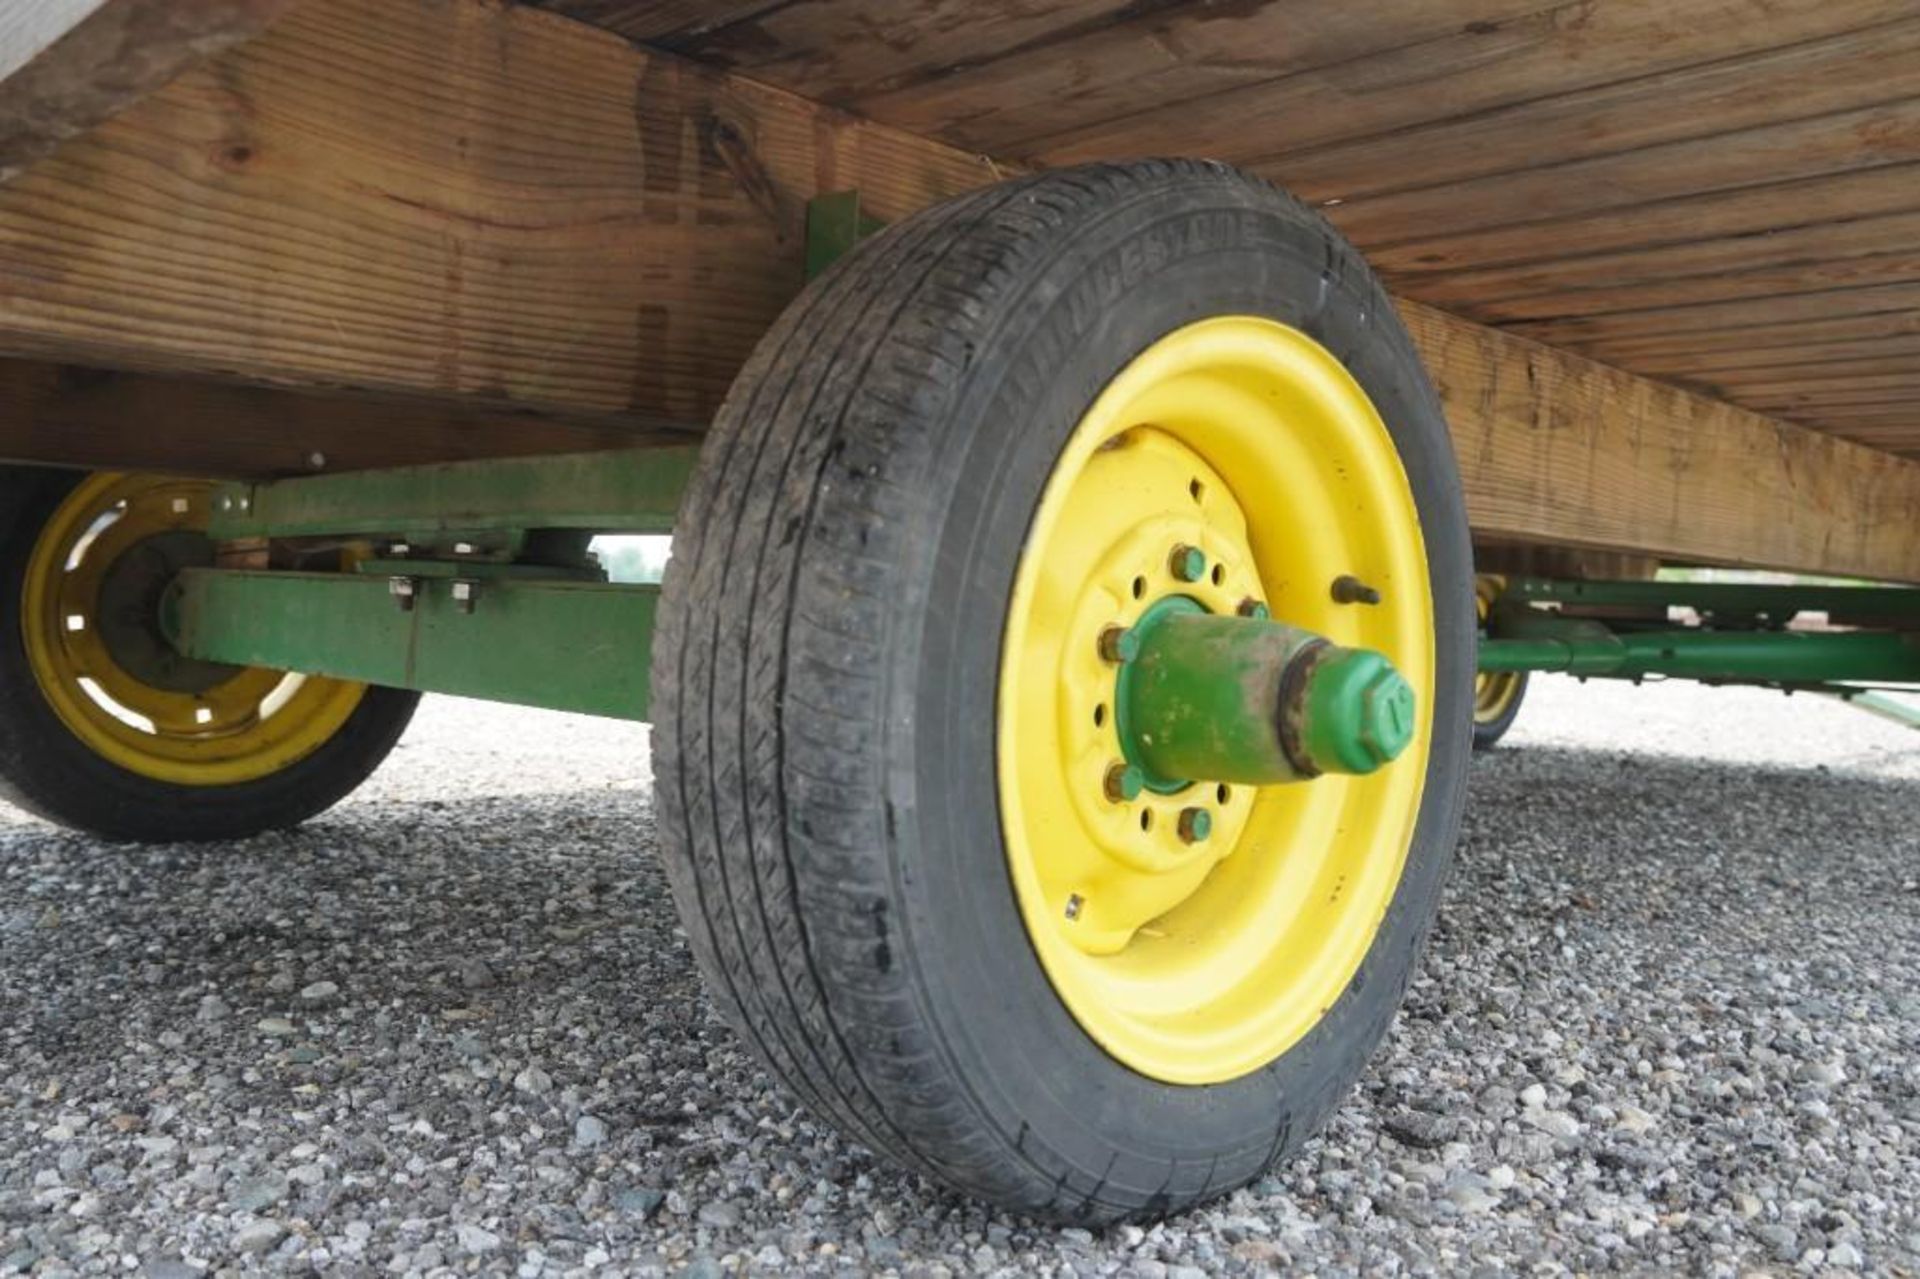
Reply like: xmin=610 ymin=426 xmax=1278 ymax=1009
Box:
xmin=1188 ymin=478 xmax=1204 ymax=503
xmin=1216 ymin=784 xmax=1231 ymax=805
xmin=1138 ymin=809 xmax=1153 ymax=833
xmin=1131 ymin=575 xmax=1146 ymax=600
xmin=1211 ymin=563 xmax=1226 ymax=586
xmin=1093 ymin=703 xmax=1106 ymax=728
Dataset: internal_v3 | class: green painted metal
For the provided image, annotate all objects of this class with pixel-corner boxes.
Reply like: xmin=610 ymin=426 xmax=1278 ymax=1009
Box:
xmin=1505 ymin=576 xmax=1920 ymax=624
xmin=1298 ymin=646 xmax=1416 ymax=774
xmin=205 ymin=446 xmax=701 ymax=541
xmin=1814 ymin=688 xmax=1920 ymax=729
xmin=164 ymin=568 xmax=656 ymax=720
xmin=354 ymin=557 xmax=604 ymax=583
xmin=1479 ymin=615 xmax=1920 ymax=684
xmin=805 ymin=190 xmax=886 ymax=280
xmin=1116 ymin=601 xmax=1413 ymax=785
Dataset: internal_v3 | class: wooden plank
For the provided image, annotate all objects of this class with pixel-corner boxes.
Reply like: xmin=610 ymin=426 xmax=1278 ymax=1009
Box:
xmin=1 ymin=0 xmax=1917 ymax=578
xmin=529 ymin=1 xmax=773 ymax=44
xmin=0 ymin=0 xmax=295 ymax=184
xmin=566 ymin=0 xmax=1137 ymax=103
xmin=0 ymin=0 xmax=1000 ymax=426
xmin=1410 ymin=211 xmax=1920 ymax=313
xmin=0 ymin=358 xmax=678 ymax=477
xmin=1021 ymin=0 xmax=1906 ymax=166
xmin=1573 ymin=309 xmax=1920 ymax=368
xmin=845 ymin=0 xmax=1551 ymax=151
xmin=1659 ymin=348 xmax=1920 ymax=384
xmin=1324 ymin=100 xmax=1920 ymax=248
xmin=1242 ymin=16 xmax=1920 ymax=200
xmin=1507 ymin=283 xmax=1920 ymax=345
xmin=1398 ymin=300 xmax=1920 ymax=576
xmin=1456 ymin=249 xmax=1920 ymax=324
xmin=1366 ymin=163 xmax=1920 ymax=280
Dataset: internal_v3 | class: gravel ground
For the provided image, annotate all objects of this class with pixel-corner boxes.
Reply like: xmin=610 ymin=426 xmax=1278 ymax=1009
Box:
xmin=3 ymin=677 xmax=1917 ymax=1276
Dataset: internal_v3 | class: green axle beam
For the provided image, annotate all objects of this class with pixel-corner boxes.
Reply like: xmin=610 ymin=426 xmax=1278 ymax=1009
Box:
xmin=1503 ymin=576 xmax=1920 ymax=626
xmin=1479 ymin=627 xmax=1920 ymax=683
xmin=1480 ymin=582 xmax=1920 ymax=686
xmin=164 ymin=569 xmax=657 ymax=720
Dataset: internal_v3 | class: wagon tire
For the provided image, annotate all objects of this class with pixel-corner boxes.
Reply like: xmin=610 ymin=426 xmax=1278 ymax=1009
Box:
xmin=0 ymin=465 xmax=418 ymax=843
xmin=651 ymin=161 xmax=1475 ymax=1222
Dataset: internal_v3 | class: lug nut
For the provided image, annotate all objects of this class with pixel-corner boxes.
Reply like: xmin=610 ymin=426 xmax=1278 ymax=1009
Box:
xmin=1103 ymin=761 xmax=1145 ymax=803
xmin=1331 ymin=574 xmax=1382 ymax=606
xmin=1097 ymin=625 xmax=1141 ymax=663
xmin=1177 ymin=807 xmax=1213 ymax=844
xmin=1169 ymin=544 xmax=1207 ymax=582
xmin=1236 ymin=597 xmax=1270 ymax=619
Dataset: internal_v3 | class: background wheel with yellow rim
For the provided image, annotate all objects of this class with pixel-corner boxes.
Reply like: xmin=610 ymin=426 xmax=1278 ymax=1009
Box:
xmin=652 ymin=160 xmax=1474 ymax=1222
xmin=1473 ymin=574 xmax=1530 ymax=750
xmin=0 ymin=466 xmax=419 ymax=842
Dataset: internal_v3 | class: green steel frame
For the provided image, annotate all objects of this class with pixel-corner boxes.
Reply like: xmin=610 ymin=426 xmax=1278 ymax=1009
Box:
xmin=149 ymin=442 xmax=1920 ymax=724
xmin=1480 ymin=577 xmax=1920 ymax=690
xmin=207 ymin=447 xmax=699 ymax=541
xmin=173 ymin=447 xmax=695 ymax=719
xmin=166 ymin=570 xmax=656 ymax=718
xmin=1501 ymin=576 xmax=1920 ymax=627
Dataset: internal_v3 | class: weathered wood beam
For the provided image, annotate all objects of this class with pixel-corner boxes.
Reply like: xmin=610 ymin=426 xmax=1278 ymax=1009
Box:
xmin=1403 ymin=301 xmax=1920 ymax=582
xmin=0 ymin=0 xmax=1915 ymax=581
xmin=0 ymin=0 xmax=1000 ymax=426
xmin=0 ymin=358 xmax=681 ymax=477
xmin=0 ymin=0 xmax=295 ymax=183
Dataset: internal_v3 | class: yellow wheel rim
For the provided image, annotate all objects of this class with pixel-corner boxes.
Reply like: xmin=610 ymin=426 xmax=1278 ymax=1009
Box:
xmin=1473 ymin=575 xmax=1524 ymax=725
xmin=21 ymin=472 xmax=368 ymax=786
xmin=997 ymin=316 xmax=1435 ymax=1085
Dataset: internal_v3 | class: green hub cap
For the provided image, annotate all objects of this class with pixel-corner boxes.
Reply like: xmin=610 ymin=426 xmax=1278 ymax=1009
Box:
xmin=1114 ymin=600 xmax=1415 ymax=787
xmin=1297 ymin=646 xmax=1417 ymax=775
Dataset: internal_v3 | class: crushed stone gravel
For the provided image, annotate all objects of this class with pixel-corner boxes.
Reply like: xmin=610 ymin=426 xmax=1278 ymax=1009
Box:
xmin=2 ymin=677 xmax=1916 ymax=1275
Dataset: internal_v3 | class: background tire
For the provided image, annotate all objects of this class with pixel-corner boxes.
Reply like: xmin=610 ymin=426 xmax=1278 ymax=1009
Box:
xmin=0 ymin=466 xmax=418 ymax=843
xmin=1472 ymin=671 xmax=1530 ymax=750
xmin=651 ymin=161 xmax=1474 ymax=1222
xmin=1473 ymin=574 xmax=1529 ymax=750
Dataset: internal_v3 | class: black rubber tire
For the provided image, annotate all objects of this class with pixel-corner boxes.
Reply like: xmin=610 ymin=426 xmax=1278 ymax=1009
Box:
xmin=1472 ymin=671 xmax=1530 ymax=751
xmin=0 ymin=466 xmax=420 ymax=843
xmin=651 ymin=160 xmax=1474 ymax=1222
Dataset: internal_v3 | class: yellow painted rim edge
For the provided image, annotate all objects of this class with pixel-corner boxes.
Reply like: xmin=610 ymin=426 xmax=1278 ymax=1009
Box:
xmin=20 ymin=472 xmax=368 ymax=787
xmin=997 ymin=316 xmax=1436 ymax=1085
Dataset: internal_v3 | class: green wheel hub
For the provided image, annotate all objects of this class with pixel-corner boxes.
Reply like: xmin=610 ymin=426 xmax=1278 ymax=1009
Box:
xmin=1113 ymin=595 xmax=1415 ymax=790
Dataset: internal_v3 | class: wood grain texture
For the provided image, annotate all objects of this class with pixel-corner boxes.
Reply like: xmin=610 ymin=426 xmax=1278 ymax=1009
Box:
xmin=1409 ymin=210 xmax=1920 ymax=313
xmin=1400 ymin=301 xmax=1920 ymax=581
xmin=1236 ymin=15 xmax=1920 ymax=200
xmin=538 ymin=0 xmax=1920 ymax=457
xmin=0 ymin=357 xmax=678 ymax=477
xmin=3 ymin=0 xmax=1918 ymax=577
xmin=0 ymin=0 xmax=999 ymax=426
xmin=1017 ymin=0 xmax=1905 ymax=164
xmin=0 ymin=0 xmax=294 ymax=183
